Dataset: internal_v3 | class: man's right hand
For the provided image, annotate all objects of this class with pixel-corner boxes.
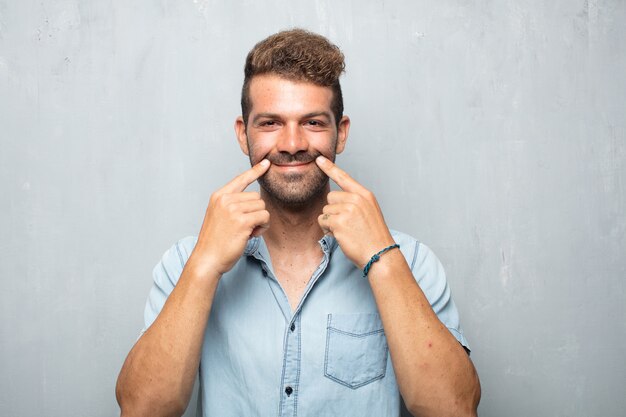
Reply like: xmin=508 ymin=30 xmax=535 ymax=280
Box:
xmin=116 ymin=161 xmax=270 ymax=416
xmin=188 ymin=159 xmax=271 ymax=277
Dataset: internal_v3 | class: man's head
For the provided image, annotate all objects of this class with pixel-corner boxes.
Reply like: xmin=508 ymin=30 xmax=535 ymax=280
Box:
xmin=241 ymin=28 xmax=345 ymax=129
xmin=235 ymin=29 xmax=350 ymax=208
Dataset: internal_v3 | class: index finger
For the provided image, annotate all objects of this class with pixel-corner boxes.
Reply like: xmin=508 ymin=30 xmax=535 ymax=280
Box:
xmin=315 ymin=156 xmax=365 ymax=194
xmin=222 ymin=159 xmax=270 ymax=193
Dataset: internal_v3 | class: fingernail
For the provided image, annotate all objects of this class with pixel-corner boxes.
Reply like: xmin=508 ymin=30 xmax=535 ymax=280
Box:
xmin=260 ymin=159 xmax=270 ymax=167
xmin=316 ymin=155 xmax=327 ymax=163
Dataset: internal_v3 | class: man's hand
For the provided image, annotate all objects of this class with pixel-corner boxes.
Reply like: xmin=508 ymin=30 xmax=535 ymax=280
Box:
xmin=116 ymin=160 xmax=270 ymax=417
xmin=190 ymin=159 xmax=271 ymax=276
xmin=316 ymin=156 xmax=395 ymax=270
xmin=317 ymin=155 xmax=481 ymax=416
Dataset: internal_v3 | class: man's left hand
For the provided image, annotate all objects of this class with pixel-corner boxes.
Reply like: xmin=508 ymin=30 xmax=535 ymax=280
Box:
xmin=316 ymin=156 xmax=396 ymax=270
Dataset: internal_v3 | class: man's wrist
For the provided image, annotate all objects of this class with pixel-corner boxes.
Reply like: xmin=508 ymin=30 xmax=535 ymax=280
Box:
xmin=184 ymin=253 xmax=224 ymax=284
xmin=363 ymin=248 xmax=405 ymax=280
xmin=362 ymin=244 xmax=400 ymax=277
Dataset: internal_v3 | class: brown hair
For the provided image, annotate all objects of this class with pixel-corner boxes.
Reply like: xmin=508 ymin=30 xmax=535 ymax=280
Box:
xmin=241 ymin=28 xmax=345 ymax=127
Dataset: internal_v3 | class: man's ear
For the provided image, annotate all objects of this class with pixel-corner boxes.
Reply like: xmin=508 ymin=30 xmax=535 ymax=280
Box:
xmin=335 ymin=115 xmax=350 ymax=155
xmin=234 ymin=116 xmax=249 ymax=156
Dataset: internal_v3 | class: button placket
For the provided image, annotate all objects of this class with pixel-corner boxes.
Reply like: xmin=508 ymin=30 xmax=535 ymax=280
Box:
xmin=271 ymin=236 xmax=335 ymax=416
xmin=278 ymin=314 xmax=301 ymax=416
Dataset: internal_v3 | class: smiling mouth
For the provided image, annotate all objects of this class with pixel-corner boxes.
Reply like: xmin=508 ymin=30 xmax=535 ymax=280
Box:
xmin=264 ymin=151 xmax=322 ymax=167
xmin=273 ymin=161 xmax=314 ymax=168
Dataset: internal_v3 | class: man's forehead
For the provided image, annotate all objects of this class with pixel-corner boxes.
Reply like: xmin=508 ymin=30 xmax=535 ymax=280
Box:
xmin=248 ymin=74 xmax=334 ymax=114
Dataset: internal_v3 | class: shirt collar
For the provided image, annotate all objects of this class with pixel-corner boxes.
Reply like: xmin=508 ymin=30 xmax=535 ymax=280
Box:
xmin=244 ymin=234 xmax=338 ymax=258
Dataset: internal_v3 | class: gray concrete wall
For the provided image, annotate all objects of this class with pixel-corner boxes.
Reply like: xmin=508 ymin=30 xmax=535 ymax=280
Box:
xmin=1 ymin=1 xmax=624 ymax=416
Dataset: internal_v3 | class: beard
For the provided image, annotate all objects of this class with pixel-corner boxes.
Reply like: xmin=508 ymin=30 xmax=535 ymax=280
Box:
xmin=248 ymin=140 xmax=336 ymax=208
xmin=258 ymin=152 xmax=329 ymax=206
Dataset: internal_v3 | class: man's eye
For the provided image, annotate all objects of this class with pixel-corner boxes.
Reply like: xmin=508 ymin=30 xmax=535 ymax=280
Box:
xmin=306 ymin=120 xmax=323 ymax=126
xmin=261 ymin=121 xmax=276 ymax=126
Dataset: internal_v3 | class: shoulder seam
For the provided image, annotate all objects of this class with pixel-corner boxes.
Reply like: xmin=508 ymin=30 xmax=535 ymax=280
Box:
xmin=409 ymin=239 xmax=420 ymax=270
xmin=175 ymin=241 xmax=185 ymax=269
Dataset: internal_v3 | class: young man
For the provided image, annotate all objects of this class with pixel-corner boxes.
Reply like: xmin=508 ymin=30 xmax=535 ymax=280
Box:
xmin=116 ymin=29 xmax=481 ymax=417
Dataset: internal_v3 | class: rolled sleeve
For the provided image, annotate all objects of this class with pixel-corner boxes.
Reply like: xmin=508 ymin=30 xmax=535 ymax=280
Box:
xmin=139 ymin=236 xmax=197 ymax=338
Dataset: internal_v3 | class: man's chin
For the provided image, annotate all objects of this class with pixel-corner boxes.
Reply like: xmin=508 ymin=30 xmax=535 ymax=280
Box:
xmin=259 ymin=175 xmax=328 ymax=207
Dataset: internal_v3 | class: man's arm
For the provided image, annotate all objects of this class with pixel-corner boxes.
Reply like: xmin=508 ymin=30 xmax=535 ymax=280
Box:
xmin=316 ymin=156 xmax=480 ymax=417
xmin=115 ymin=160 xmax=270 ymax=417
xmin=366 ymin=248 xmax=481 ymax=417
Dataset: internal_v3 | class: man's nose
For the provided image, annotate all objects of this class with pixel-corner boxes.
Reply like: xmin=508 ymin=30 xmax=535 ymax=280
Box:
xmin=276 ymin=123 xmax=308 ymax=154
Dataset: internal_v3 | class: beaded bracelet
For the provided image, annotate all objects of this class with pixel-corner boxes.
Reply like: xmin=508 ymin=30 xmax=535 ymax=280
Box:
xmin=363 ymin=244 xmax=400 ymax=277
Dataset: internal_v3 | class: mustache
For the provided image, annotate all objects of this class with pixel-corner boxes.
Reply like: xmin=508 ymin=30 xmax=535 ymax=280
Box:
xmin=264 ymin=151 xmax=322 ymax=165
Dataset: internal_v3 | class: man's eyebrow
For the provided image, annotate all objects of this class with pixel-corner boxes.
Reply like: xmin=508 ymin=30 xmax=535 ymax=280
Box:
xmin=251 ymin=111 xmax=333 ymax=124
xmin=252 ymin=113 xmax=281 ymax=124
xmin=302 ymin=111 xmax=332 ymax=121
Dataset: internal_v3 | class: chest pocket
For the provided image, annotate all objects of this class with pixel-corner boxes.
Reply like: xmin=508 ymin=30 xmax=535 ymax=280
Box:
xmin=324 ymin=313 xmax=389 ymax=389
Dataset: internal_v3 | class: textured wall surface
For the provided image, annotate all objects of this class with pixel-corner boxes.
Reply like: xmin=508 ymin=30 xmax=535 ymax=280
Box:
xmin=1 ymin=1 xmax=625 ymax=416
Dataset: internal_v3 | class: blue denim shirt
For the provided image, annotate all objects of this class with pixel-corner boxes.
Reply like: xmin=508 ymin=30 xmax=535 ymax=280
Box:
xmin=142 ymin=230 xmax=469 ymax=416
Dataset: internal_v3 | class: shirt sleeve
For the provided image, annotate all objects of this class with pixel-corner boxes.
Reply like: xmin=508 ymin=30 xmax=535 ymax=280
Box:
xmin=138 ymin=236 xmax=197 ymax=338
xmin=409 ymin=240 xmax=471 ymax=352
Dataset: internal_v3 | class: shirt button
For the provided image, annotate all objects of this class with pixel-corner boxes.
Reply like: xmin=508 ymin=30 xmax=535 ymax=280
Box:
xmin=285 ymin=386 xmax=293 ymax=396
xmin=290 ymin=323 xmax=295 ymax=332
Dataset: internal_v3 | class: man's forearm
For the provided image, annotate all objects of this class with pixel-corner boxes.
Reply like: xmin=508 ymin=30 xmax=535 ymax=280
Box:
xmin=116 ymin=260 xmax=220 ymax=417
xmin=116 ymin=160 xmax=270 ymax=416
xmin=367 ymin=250 xmax=481 ymax=417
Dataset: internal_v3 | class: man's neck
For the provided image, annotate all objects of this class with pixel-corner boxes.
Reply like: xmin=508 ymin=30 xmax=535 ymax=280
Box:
xmin=260 ymin=187 xmax=328 ymax=255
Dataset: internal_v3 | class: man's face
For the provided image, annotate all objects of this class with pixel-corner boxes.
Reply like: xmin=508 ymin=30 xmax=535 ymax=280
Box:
xmin=236 ymin=74 xmax=349 ymax=207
